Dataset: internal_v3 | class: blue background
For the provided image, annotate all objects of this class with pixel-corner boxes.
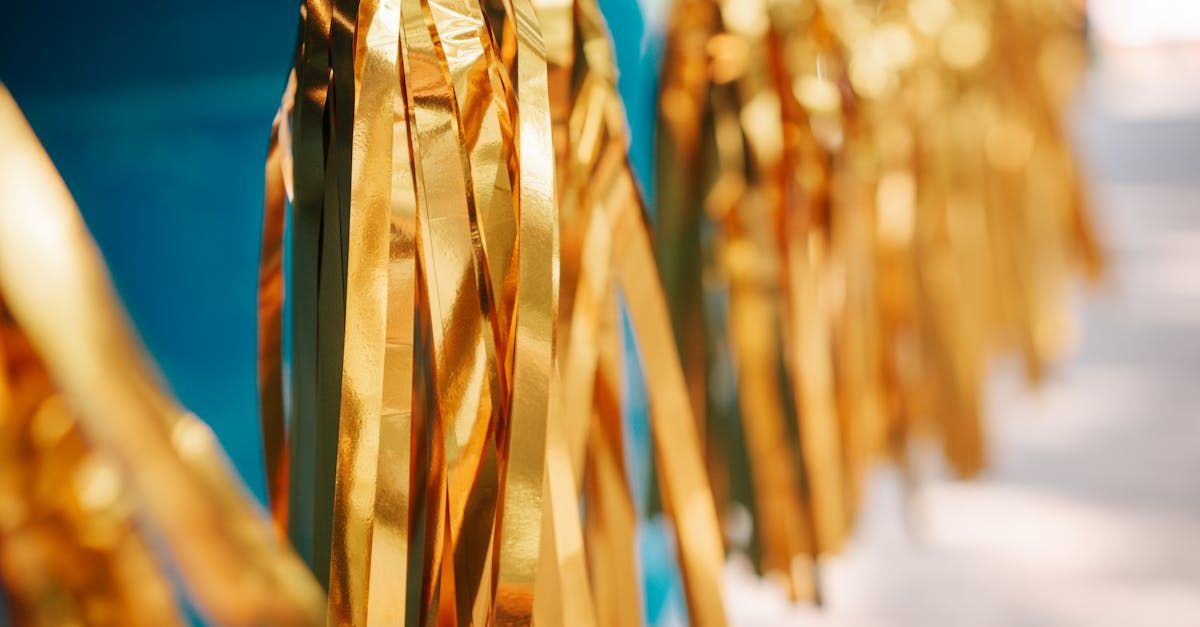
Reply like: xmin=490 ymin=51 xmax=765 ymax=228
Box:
xmin=1 ymin=2 xmax=302 ymax=501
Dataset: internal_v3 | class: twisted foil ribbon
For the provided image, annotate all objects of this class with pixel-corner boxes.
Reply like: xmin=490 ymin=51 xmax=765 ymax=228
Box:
xmin=656 ymin=0 xmax=1102 ymax=598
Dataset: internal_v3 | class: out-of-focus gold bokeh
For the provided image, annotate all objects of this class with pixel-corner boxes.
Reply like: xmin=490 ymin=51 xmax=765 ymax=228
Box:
xmin=726 ymin=2 xmax=1200 ymax=624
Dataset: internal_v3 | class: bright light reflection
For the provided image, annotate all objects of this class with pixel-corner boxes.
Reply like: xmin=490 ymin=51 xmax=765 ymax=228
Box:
xmin=1090 ymin=0 xmax=1200 ymax=47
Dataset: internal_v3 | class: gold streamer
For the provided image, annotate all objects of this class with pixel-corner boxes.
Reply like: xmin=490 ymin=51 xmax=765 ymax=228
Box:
xmin=260 ymin=0 xmax=730 ymax=623
xmin=261 ymin=0 xmax=562 ymax=623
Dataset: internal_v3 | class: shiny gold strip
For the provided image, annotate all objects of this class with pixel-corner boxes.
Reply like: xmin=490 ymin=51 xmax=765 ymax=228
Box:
xmin=493 ymin=0 xmax=558 ymax=623
xmin=553 ymin=0 xmax=624 ymax=490
xmin=366 ymin=0 xmax=420 ymax=622
xmin=767 ymin=0 xmax=848 ymax=558
xmin=407 ymin=0 xmax=508 ymax=620
xmin=531 ymin=0 xmax=576 ymax=332
xmin=558 ymin=162 xmax=613 ymax=487
xmin=428 ymin=0 xmax=519 ymax=349
xmin=405 ymin=0 xmax=497 ymax=502
xmin=911 ymin=157 xmax=986 ymax=477
xmin=288 ymin=0 xmax=334 ymax=576
xmin=532 ymin=366 xmax=597 ymax=627
xmin=402 ymin=263 xmax=447 ymax=627
xmin=456 ymin=9 xmax=522 ymax=623
xmin=259 ymin=70 xmax=296 ymax=537
xmin=313 ymin=0 xmax=360 ymax=589
xmin=612 ymin=173 xmax=728 ymax=627
xmin=325 ymin=0 xmax=397 ymax=622
xmin=397 ymin=0 xmax=472 ymax=620
xmin=422 ymin=8 xmax=513 ymax=621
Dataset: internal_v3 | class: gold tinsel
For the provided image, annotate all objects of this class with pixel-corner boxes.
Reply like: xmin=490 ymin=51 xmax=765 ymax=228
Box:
xmin=258 ymin=0 xmax=725 ymax=623
xmin=0 ymin=0 xmax=1100 ymax=623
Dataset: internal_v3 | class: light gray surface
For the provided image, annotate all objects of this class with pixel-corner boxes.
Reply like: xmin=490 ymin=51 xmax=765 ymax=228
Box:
xmin=726 ymin=53 xmax=1200 ymax=626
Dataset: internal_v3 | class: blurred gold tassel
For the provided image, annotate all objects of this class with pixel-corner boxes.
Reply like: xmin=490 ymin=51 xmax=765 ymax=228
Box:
xmin=657 ymin=0 xmax=1102 ymax=600
xmin=0 ymin=85 xmax=323 ymax=626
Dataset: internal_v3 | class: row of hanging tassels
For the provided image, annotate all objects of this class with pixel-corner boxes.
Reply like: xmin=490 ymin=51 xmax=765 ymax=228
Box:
xmin=0 ymin=0 xmax=1099 ymax=624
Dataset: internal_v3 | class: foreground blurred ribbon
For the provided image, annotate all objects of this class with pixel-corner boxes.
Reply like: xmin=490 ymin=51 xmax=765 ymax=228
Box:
xmin=0 ymin=85 xmax=324 ymax=626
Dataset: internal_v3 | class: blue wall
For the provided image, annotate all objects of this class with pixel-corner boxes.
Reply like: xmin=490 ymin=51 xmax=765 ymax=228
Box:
xmin=1 ymin=1 xmax=302 ymax=502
